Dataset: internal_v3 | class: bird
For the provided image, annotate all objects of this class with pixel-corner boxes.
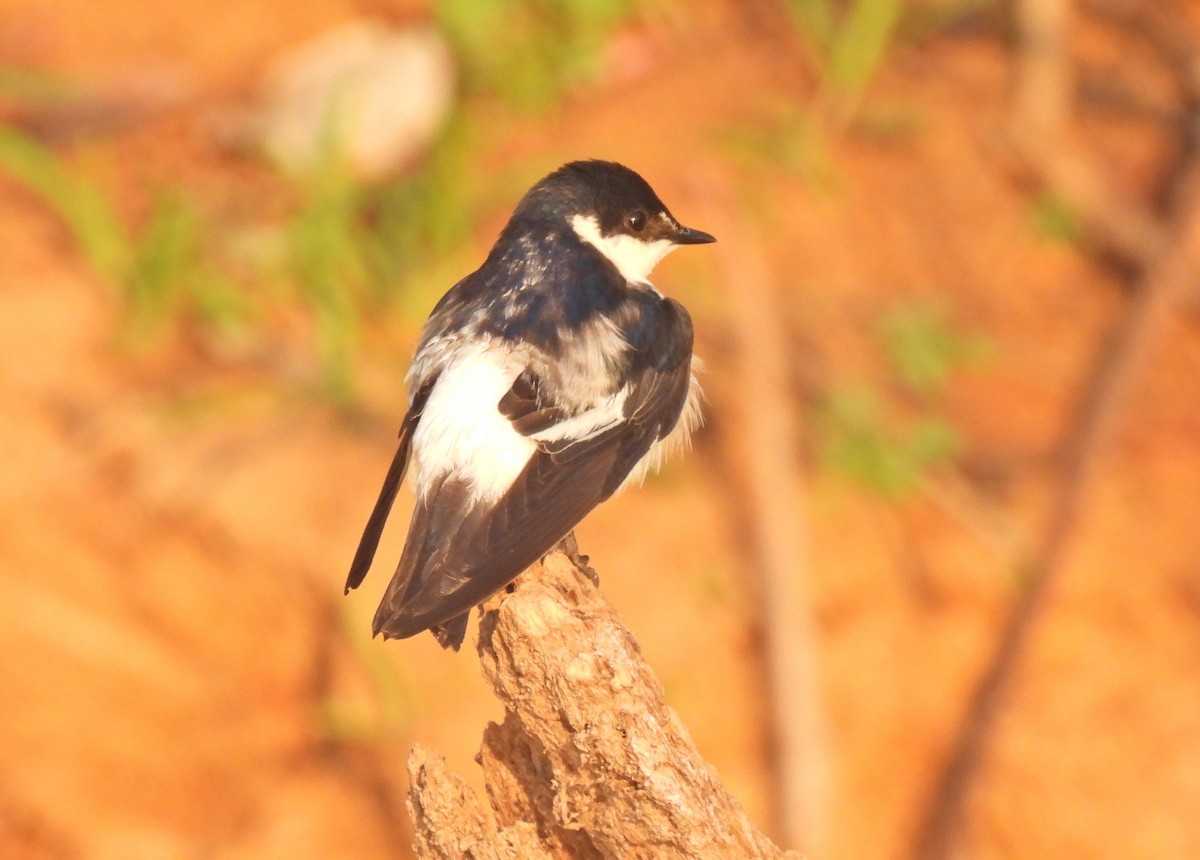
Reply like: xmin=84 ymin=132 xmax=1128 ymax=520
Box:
xmin=344 ymin=159 xmax=715 ymax=650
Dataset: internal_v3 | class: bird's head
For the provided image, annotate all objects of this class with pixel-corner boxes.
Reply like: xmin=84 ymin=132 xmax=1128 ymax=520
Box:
xmin=512 ymin=160 xmax=715 ymax=283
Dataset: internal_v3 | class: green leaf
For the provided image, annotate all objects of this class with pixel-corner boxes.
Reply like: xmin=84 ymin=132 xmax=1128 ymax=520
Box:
xmin=826 ymin=0 xmax=904 ymax=98
xmin=909 ymin=417 xmax=960 ymax=467
xmin=816 ymin=382 xmax=962 ymax=500
xmin=879 ymin=302 xmax=991 ymax=396
xmin=785 ymin=0 xmax=836 ymax=51
xmin=0 ymin=125 xmax=131 ymax=284
xmin=1030 ymin=191 xmax=1083 ymax=245
xmin=437 ymin=0 xmax=638 ymax=110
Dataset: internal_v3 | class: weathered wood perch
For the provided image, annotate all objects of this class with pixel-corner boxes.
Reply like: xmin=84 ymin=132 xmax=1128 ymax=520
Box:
xmin=406 ymin=551 xmax=801 ymax=859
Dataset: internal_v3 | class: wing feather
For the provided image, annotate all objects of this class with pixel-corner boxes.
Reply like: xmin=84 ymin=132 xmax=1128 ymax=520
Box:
xmin=344 ymin=381 xmax=434 ymax=593
xmin=364 ymin=297 xmax=696 ymax=649
xmin=372 ymin=353 xmax=691 ymax=643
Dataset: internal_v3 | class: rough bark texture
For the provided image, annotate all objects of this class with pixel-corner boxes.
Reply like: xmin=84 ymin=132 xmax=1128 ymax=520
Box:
xmin=406 ymin=551 xmax=800 ymax=860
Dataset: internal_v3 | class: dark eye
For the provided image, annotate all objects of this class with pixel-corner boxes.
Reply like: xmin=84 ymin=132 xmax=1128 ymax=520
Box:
xmin=626 ymin=210 xmax=647 ymax=232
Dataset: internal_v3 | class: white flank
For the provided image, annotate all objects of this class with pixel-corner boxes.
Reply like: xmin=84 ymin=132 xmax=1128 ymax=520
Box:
xmin=410 ymin=343 xmax=537 ymax=504
xmin=409 ymin=343 xmax=704 ymax=504
xmin=571 ymin=214 xmax=676 ymax=284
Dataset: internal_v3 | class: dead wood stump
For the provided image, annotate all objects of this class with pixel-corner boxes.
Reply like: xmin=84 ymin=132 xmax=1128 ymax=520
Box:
xmin=406 ymin=551 xmax=800 ymax=859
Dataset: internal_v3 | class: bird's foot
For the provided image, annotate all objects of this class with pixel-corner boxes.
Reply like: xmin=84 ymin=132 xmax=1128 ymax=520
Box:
xmin=553 ymin=531 xmax=599 ymax=586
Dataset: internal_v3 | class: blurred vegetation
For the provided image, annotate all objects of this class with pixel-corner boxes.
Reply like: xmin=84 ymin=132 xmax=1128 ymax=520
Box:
xmin=880 ymin=301 xmax=992 ymax=395
xmin=725 ymin=0 xmax=911 ymax=176
xmin=0 ymin=122 xmax=474 ymax=399
xmin=280 ymin=118 xmax=476 ymax=397
xmin=0 ymin=126 xmax=131 ymax=284
xmin=816 ymin=302 xmax=991 ymax=499
xmin=732 ymin=0 xmax=999 ymax=178
xmin=0 ymin=2 xmax=969 ymax=417
xmin=0 ymin=1 xmax=648 ymax=401
xmin=439 ymin=0 xmax=640 ymax=110
xmin=0 ymin=63 xmax=78 ymax=103
xmin=1029 ymin=191 xmax=1084 ymax=246
xmin=125 ymin=192 xmax=249 ymax=340
xmin=318 ymin=604 xmax=421 ymax=745
xmin=786 ymin=0 xmax=904 ymax=125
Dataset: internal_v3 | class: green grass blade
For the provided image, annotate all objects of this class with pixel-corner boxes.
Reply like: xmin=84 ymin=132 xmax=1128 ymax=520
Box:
xmin=0 ymin=125 xmax=131 ymax=283
xmin=827 ymin=0 xmax=904 ymax=99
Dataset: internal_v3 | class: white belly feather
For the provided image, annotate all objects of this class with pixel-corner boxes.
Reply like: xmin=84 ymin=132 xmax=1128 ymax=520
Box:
xmin=410 ymin=344 xmax=537 ymax=504
xmin=410 ymin=339 xmax=703 ymax=505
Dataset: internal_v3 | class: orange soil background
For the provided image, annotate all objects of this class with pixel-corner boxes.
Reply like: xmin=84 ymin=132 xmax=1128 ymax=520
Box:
xmin=2 ymin=1 xmax=1199 ymax=858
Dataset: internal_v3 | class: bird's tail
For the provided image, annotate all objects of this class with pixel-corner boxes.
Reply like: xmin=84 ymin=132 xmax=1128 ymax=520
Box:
xmin=431 ymin=614 xmax=471 ymax=651
xmin=345 ymin=383 xmax=433 ymax=594
xmin=371 ymin=475 xmax=474 ymax=649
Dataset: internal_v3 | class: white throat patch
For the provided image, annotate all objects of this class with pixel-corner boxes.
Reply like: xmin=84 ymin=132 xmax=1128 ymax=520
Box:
xmin=571 ymin=214 xmax=676 ymax=284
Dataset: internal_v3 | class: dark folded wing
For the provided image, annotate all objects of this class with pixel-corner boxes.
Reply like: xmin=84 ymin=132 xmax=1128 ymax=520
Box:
xmin=344 ymin=380 xmax=435 ymax=593
xmin=374 ymin=322 xmax=693 ymax=642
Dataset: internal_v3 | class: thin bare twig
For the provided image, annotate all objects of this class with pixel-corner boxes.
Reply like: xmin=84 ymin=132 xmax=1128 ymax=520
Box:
xmin=1015 ymin=0 xmax=1073 ymax=144
xmin=698 ymin=176 xmax=829 ymax=854
xmin=913 ymin=165 xmax=1198 ymax=860
xmin=911 ymin=0 xmax=1200 ymax=850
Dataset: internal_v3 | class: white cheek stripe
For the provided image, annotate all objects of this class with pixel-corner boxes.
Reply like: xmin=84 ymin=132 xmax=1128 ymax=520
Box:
xmin=410 ymin=345 xmax=537 ymax=504
xmin=571 ymin=214 xmax=677 ymax=284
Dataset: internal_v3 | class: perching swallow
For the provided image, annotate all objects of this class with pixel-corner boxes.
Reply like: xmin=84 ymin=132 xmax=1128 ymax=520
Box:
xmin=344 ymin=159 xmax=715 ymax=649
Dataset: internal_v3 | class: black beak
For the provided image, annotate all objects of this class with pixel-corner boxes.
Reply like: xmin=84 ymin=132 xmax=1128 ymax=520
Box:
xmin=672 ymin=225 xmax=716 ymax=245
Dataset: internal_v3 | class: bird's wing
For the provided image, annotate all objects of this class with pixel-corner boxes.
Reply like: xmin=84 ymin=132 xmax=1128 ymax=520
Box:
xmin=344 ymin=380 xmax=435 ymax=593
xmin=372 ymin=302 xmax=694 ymax=646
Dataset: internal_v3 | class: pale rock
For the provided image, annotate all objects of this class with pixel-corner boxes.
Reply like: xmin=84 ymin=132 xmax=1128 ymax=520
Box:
xmin=256 ymin=20 xmax=455 ymax=179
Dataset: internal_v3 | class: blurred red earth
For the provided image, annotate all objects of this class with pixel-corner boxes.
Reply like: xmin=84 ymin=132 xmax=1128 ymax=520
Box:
xmin=2 ymin=1 xmax=1199 ymax=858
